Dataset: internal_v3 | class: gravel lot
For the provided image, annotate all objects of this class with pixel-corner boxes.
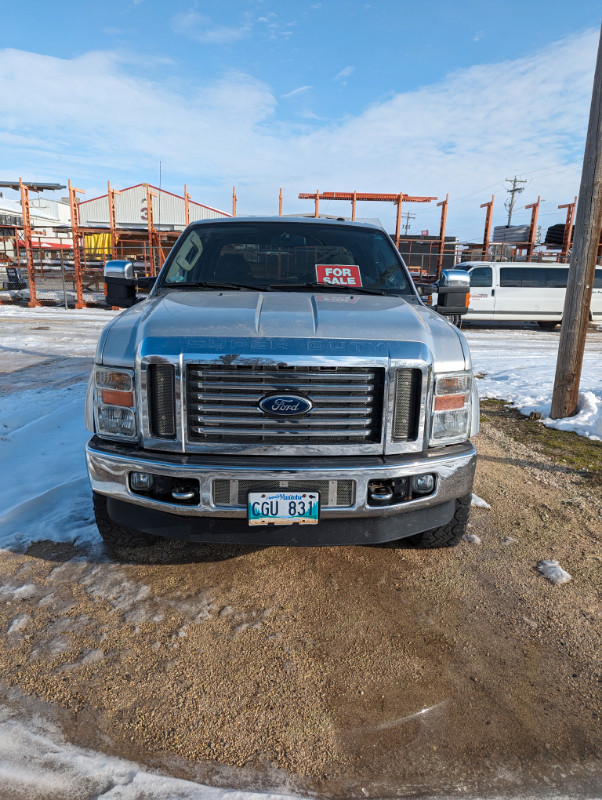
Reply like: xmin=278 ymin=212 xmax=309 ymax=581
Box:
xmin=0 ymin=402 xmax=600 ymax=798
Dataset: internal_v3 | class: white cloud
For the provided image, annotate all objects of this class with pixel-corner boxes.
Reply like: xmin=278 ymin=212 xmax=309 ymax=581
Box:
xmin=281 ymin=85 xmax=312 ymax=99
xmin=334 ymin=66 xmax=354 ymax=82
xmin=0 ymin=29 xmax=598 ymax=234
xmin=170 ymin=12 xmax=250 ymax=45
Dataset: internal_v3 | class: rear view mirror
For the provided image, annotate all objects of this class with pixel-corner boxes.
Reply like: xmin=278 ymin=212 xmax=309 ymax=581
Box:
xmin=435 ymin=270 xmax=470 ymax=317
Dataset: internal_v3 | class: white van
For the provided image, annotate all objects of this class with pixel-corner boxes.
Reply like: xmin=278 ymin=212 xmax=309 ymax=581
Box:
xmin=454 ymin=261 xmax=602 ymax=326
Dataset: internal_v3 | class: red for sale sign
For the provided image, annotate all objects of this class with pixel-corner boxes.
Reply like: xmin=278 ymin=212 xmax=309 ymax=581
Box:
xmin=315 ymin=264 xmax=363 ymax=287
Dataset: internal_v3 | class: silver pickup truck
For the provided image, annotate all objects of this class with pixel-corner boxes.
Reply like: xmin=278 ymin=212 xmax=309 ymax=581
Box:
xmin=85 ymin=217 xmax=477 ymax=550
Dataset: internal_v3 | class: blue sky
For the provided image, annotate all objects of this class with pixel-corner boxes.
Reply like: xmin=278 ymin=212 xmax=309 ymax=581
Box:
xmin=0 ymin=1 xmax=600 ymax=237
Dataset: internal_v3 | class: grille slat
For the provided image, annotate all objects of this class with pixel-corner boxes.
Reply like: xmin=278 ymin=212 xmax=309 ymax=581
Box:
xmin=188 ymin=381 xmax=375 ymax=392
xmin=190 ymin=426 xmax=371 ymax=438
xmin=196 ymin=404 xmax=372 ymax=416
xmin=197 ymin=370 xmax=375 ymax=381
xmin=190 ymin=415 xmax=372 ymax=426
xmin=191 ymin=392 xmax=372 ymax=404
xmin=187 ymin=364 xmax=384 ymax=445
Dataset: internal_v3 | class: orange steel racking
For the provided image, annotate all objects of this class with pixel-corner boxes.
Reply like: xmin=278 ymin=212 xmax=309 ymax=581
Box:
xmin=480 ymin=195 xmax=495 ymax=260
xmin=18 ymin=178 xmax=40 ymax=307
xmin=559 ymin=197 xmax=577 ymax=260
xmin=298 ymin=190 xmax=437 ymax=248
xmin=184 ymin=184 xmax=191 ymax=226
xmin=68 ymin=180 xmax=86 ymax=308
xmin=107 ymin=181 xmax=121 ymax=260
xmin=436 ymin=194 xmax=449 ymax=278
xmin=525 ymin=196 xmax=541 ymax=261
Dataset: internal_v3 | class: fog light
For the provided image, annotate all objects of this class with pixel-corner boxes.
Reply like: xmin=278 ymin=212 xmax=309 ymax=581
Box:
xmin=411 ymin=473 xmax=435 ymax=495
xmin=131 ymin=471 xmax=153 ymax=491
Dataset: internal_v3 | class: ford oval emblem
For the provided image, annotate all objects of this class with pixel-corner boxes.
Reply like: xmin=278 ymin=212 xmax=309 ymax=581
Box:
xmin=258 ymin=393 xmax=313 ymax=417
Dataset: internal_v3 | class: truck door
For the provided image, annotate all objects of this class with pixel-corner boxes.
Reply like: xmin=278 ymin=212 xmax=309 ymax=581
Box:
xmin=466 ymin=265 xmax=495 ymax=319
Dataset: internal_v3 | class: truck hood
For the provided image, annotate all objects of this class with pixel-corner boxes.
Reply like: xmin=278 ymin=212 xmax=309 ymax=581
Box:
xmin=98 ymin=290 xmax=470 ymax=371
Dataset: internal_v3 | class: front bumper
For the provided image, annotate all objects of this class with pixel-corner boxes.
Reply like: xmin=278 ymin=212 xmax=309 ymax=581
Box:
xmin=86 ymin=437 xmax=476 ymax=545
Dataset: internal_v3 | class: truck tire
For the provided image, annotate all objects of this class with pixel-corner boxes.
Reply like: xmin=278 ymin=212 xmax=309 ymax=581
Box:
xmin=406 ymin=494 xmax=471 ymax=548
xmin=93 ymin=491 xmax=160 ymax=549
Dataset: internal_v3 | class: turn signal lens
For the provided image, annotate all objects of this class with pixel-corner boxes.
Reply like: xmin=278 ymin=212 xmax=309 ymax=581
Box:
xmin=101 ymin=389 xmax=134 ymax=407
xmin=434 ymin=394 xmax=466 ymax=411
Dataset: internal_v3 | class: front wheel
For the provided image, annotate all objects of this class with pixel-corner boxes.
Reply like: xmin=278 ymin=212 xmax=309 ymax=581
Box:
xmin=93 ymin=492 xmax=160 ymax=549
xmin=405 ymin=494 xmax=471 ymax=548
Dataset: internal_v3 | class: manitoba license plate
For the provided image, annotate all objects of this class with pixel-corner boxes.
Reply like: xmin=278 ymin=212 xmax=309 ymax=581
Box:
xmin=248 ymin=491 xmax=320 ymax=526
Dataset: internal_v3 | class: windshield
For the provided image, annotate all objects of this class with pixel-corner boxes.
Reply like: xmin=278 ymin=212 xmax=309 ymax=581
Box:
xmin=160 ymin=221 xmax=412 ymax=295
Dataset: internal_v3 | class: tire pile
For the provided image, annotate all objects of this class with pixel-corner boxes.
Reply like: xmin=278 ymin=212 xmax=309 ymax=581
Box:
xmin=492 ymin=224 xmax=530 ymax=243
xmin=545 ymin=223 xmax=573 ymax=247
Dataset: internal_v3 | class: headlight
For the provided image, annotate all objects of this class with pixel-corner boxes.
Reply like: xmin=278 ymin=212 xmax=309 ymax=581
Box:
xmin=93 ymin=366 xmax=137 ymax=440
xmin=429 ymin=372 xmax=472 ymax=446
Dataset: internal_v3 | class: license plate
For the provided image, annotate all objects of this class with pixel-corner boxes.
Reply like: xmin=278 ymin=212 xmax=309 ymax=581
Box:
xmin=247 ymin=491 xmax=320 ymax=526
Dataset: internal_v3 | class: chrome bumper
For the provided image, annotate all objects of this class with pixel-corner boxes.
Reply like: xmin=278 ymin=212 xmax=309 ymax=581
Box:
xmin=86 ymin=437 xmax=476 ymax=520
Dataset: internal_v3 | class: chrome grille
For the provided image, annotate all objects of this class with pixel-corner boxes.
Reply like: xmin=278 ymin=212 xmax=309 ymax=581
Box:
xmin=187 ymin=365 xmax=384 ymax=444
xmin=392 ymin=369 xmax=422 ymax=440
xmin=148 ymin=365 xmax=176 ymax=438
xmin=213 ymin=479 xmax=355 ymax=508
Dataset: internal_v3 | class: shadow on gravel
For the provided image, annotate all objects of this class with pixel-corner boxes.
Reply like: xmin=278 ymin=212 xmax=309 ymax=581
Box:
xmin=477 ymin=452 xmax=595 ymax=480
xmin=24 ymin=538 xmax=267 ymax=567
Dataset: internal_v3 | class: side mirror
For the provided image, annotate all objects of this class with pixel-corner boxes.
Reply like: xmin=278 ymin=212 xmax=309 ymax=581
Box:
xmin=104 ymin=261 xmax=156 ymax=308
xmin=435 ymin=270 xmax=470 ymax=317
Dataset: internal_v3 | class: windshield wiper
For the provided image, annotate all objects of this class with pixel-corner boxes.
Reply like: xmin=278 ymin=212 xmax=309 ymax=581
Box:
xmin=265 ymin=282 xmax=391 ymax=296
xmin=167 ymin=281 xmax=272 ymax=292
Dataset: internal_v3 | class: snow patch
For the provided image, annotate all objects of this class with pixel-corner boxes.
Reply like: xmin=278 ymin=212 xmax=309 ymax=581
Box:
xmin=462 ymin=533 xmax=482 ymax=544
xmin=0 ymin=707 xmax=302 ymax=800
xmin=471 ymin=494 xmax=491 ymax=509
xmin=537 ymin=559 xmax=572 ymax=585
xmin=8 ymin=614 xmax=31 ymax=634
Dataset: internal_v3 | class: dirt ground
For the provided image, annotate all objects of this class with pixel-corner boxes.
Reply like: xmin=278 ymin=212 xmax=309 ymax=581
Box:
xmin=0 ymin=402 xmax=600 ymax=798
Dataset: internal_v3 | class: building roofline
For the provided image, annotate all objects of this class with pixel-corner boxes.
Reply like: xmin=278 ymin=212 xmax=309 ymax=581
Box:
xmin=78 ymin=183 xmax=231 ymax=216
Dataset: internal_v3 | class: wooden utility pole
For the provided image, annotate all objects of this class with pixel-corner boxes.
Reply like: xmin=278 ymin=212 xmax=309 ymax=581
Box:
xmin=551 ymin=24 xmax=602 ymax=419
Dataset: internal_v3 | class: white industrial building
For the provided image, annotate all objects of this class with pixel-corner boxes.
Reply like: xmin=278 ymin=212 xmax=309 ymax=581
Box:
xmin=0 ymin=195 xmax=73 ymax=259
xmin=77 ymin=184 xmax=230 ymax=230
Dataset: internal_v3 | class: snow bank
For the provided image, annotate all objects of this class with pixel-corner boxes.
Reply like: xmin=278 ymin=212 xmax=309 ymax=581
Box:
xmin=0 ymin=707 xmax=300 ymax=800
xmin=466 ymin=327 xmax=602 ymax=440
xmin=0 ymin=382 xmax=101 ymax=551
